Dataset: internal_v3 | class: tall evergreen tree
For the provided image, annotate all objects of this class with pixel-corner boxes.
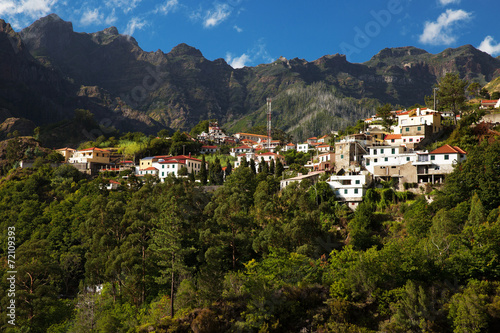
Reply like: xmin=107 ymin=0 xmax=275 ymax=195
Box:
xmin=199 ymin=155 xmax=207 ymax=185
xmin=250 ymin=158 xmax=256 ymax=174
xmin=275 ymin=158 xmax=284 ymax=178
xmin=269 ymin=159 xmax=275 ymax=175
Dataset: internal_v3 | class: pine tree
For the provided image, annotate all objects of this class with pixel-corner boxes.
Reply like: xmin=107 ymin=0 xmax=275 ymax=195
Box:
xmin=275 ymin=158 xmax=284 ymax=178
xmin=269 ymin=159 xmax=275 ymax=175
xmin=250 ymin=158 xmax=256 ymax=174
xmin=226 ymin=161 xmax=232 ymax=178
xmin=199 ymin=155 xmax=207 ymax=185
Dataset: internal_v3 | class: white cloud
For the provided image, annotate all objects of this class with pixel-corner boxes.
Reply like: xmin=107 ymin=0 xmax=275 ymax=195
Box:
xmin=419 ymin=9 xmax=472 ymax=45
xmin=155 ymin=0 xmax=179 ymax=15
xmin=203 ymin=3 xmax=231 ymax=28
xmin=124 ymin=17 xmax=147 ymax=36
xmin=0 ymin=0 xmax=58 ymax=19
xmin=105 ymin=9 xmax=118 ymax=25
xmin=233 ymin=25 xmax=242 ymax=33
xmin=438 ymin=0 xmax=460 ymax=5
xmin=80 ymin=8 xmax=103 ymax=26
xmin=226 ymin=40 xmax=274 ymax=68
xmin=105 ymin=0 xmax=142 ymax=14
xmin=478 ymin=36 xmax=500 ymax=57
xmin=226 ymin=52 xmax=250 ymax=68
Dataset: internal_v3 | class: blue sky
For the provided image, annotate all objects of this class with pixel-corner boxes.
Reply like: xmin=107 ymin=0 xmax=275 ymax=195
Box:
xmin=2 ymin=0 xmax=500 ymax=67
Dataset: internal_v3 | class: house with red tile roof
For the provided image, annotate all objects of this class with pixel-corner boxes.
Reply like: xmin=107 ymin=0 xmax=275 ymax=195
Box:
xmin=152 ymin=155 xmax=205 ymax=180
xmin=384 ymin=134 xmax=403 ymax=146
xmin=480 ymin=99 xmax=500 ymax=109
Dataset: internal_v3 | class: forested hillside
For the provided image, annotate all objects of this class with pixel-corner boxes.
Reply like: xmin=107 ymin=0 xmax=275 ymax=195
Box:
xmin=1 ymin=128 xmax=499 ymax=332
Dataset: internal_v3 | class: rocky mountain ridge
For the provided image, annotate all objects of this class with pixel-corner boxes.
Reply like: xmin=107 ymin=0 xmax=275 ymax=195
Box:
xmin=1 ymin=14 xmax=500 ymax=144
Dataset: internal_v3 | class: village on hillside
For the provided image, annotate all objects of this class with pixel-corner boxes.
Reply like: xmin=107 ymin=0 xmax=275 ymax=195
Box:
xmin=39 ymin=97 xmax=500 ymax=210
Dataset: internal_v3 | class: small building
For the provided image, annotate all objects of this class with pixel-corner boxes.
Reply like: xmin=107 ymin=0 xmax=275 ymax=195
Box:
xmin=200 ymin=145 xmax=220 ymax=154
xmin=152 ymin=155 xmax=205 ymax=180
xmin=280 ymin=171 xmax=324 ymax=190
xmin=284 ymin=143 xmax=296 ymax=151
xmin=480 ymin=99 xmax=500 ymax=109
xmin=297 ymin=143 xmax=311 ymax=153
xmin=68 ymin=147 xmax=111 ymax=164
xmin=56 ymin=147 xmax=76 ymax=162
xmin=327 ymin=171 xmax=372 ymax=210
xmin=384 ymin=134 xmax=403 ymax=146
xmin=334 ymin=139 xmax=367 ymax=171
xmin=137 ymin=166 xmax=159 ymax=177
xmin=413 ymin=144 xmax=467 ymax=184
xmin=230 ymin=145 xmax=253 ymax=157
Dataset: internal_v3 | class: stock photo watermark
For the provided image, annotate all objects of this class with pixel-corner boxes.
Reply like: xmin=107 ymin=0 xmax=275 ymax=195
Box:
xmin=6 ymin=226 xmax=17 ymax=326
xmin=340 ymin=0 xmax=403 ymax=58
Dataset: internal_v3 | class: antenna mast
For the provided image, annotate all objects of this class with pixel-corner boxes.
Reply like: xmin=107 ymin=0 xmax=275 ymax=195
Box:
xmin=267 ymin=98 xmax=272 ymax=149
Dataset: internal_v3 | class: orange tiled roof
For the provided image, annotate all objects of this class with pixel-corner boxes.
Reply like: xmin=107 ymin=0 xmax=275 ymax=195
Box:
xmin=384 ymin=134 xmax=402 ymax=140
xmin=430 ymin=144 xmax=466 ymax=155
xmin=79 ymin=147 xmax=110 ymax=152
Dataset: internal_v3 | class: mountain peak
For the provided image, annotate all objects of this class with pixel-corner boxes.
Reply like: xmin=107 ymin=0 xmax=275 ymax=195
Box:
xmin=370 ymin=46 xmax=429 ymax=61
xmin=169 ymin=43 xmax=203 ymax=57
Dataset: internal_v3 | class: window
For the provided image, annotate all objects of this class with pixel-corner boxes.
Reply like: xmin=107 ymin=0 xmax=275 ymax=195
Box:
xmin=406 ymin=157 xmax=410 ymax=161
xmin=366 ymin=160 xmax=370 ymax=166
xmin=430 ymin=155 xmax=435 ymax=161
xmin=162 ymin=172 xmax=164 ymax=177
xmin=409 ymin=138 xmax=413 ymax=142
xmin=383 ymin=157 xmax=387 ymax=162
xmin=391 ymin=148 xmax=395 ymax=154
xmin=380 ymin=149 xmax=384 ymax=154
xmin=354 ymin=189 xmax=358 ymax=194
xmin=406 ymin=128 xmax=410 ymax=132
xmin=344 ymin=189 xmax=348 ymax=194
xmin=373 ymin=149 xmax=377 ymax=155
xmin=417 ymin=126 xmax=421 ymax=131
xmin=374 ymin=158 xmax=378 ymax=163
xmin=403 ymin=139 xmax=406 ymax=142
xmin=341 ymin=154 xmax=344 ymax=159
xmin=391 ymin=139 xmax=395 ymax=143
xmin=444 ymin=154 xmax=449 ymax=160
xmin=355 ymin=180 xmax=360 ymax=184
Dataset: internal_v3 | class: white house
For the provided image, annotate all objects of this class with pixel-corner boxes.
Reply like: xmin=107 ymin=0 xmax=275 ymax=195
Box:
xmin=413 ymin=144 xmax=467 ymax=184
xmin=152 ymin=155 xmax=205 ymax=181
xmin=297 ymin=143 xmax=311 ymax=153
xmin=363 ymin=145 xmax=416 ymax=174
xmin=327 ymin=171 xmax=372 ymax=210
xmin=280 ymin=171 xmax=324 ymax=190
xmin=200 ymin=145 xmax=220 ymax=154
xmin=230 ymin=145 xmax=253 ymax=157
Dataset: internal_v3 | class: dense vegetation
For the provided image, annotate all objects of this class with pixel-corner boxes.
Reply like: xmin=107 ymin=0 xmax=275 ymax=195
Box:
xmin=1 ymin=126 xmax=499 ymax=332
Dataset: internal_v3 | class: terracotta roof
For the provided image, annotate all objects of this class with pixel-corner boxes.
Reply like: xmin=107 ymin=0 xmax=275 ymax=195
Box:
xmin=257 ymin=152 xmax=278 ymax=156
xmin=142 ymin=167 xmax=158 ymax=171
xmin=109 ymin=180 xmax=121 ymax=184
xmin=308 ymin=137 xmax=317 ymax=140
xmin=430 ymin=144 xmax=466 ymax=155
xmin=481 ymin=99 xmax=499 ymax=104
xmin=202 ymin=145 xmax=218 ymax=149
xmin=79 ymin=147 xmax=110 ymax=152
xmin=384 ymin=134 xmax=402 ymax=140
xmin=286 ymin=143 xmax=295 ymax=146
xmin=234 ymin=145 xmax=251 ymax=149
xmin=237 ymin=132 xmax=268 ymax=138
